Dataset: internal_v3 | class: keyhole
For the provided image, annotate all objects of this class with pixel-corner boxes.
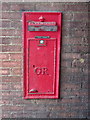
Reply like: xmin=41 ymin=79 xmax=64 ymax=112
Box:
xmin=33 ymin=65 xmax=35 ymax=68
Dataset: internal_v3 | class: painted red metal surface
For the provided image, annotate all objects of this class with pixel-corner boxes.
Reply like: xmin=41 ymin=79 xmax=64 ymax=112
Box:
xmin=23 ymin=12 xmax=62 ymax=99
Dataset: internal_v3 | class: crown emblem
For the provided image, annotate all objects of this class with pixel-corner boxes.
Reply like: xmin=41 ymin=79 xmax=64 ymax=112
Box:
xmin=39 ymin=16 xmax=45 ymax=22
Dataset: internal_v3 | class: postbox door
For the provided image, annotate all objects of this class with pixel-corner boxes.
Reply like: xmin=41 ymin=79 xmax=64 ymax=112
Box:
xmin=28 ymin=38 xmax=56 ymax=96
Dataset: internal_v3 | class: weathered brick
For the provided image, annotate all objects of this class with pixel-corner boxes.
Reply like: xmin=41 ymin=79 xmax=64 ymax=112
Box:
xmin=2 ymin=3 xmax=10 ymax=11
xmin=61 ymin=60 xmax=72 ymax=68
xmin=63 ymin=21 xmax=88 ymax=31
xmin=10 ymin=3 xmax=24 ymax=11
xmin=2 ymin=45 xmax=22 ymax=52
xmin=12 ymin=68 xmax=22 ymax=75
xmin=62 ymin=37 xmax=88 ymax=45
xmin=2 ymin=21 xmax=11 ymax=28
xmin=11 ymin=20 xmax=22 ymax=28
xmin=2 ymin=76 xmax=22 ymax=82
xmin=2 ymin=112 xmax=11 ymax=118
xmin=10 ymin=3 xmax=35 ymax=11
xmin=61 ymin=67 xmax=82 ymax=74
xmin=2 ymin=61 xmax=21 ymax=67
xmin=2 ymin=29 xmax=22 ymax=36
xmin=0 ymin=53 xmax=9 ymax=59
xmin=71 ymin=30 xmax=88 ymax=38
xmin=2 ymin=38 xmax=11 ymax=44
xmin=63 ymin=13 xmax=74 ymax=21
xmin=10 ymin=112 xmax=24 ymax=118
xmin=2 ymin=12 xmax=22 ymax=19
xmin=2 ymin=105 xmax=24 ymax=111
xmin=62 ymin=29 xmax=88 ymax=38
xmin=2 ymin=37 xmax=22 ymax=44
xmin=61 ymin=53 xmax=80 ymax=59
xmin=64 ymin=3 xmax=88 ymax=12
xmin=62 ymin=45 xmax=88 ymax=53
xmin=46 ymin=3 xmax=65 ymax=11
xmin=61 ymin=75 xmax=88 ymax=83
xmin=9 ymin=53 xmax=22 ymax=60
xmin=0 ymin=69 xmax=10 ymax=75
xmin=2 ymin=83 xmax=11 ymax=90
xmin=61 ymin=97 xmax=81 ymax=103
xmin=11 ymin=84 xmax=22 ymax=90
xmin=10 ymin=91 xmax=23 ymax=98
xmin=2 ymin=99 xmax=12 ymax=105
xmin=61 ymin=82 xmax=80 ymax=90
xmin=73 ymin=13 xmax=88 ymax=21
xmin=72 ymin=58 xmax=88 ymax=68
xmin=36 ymin=3 xmax=57 ymax=11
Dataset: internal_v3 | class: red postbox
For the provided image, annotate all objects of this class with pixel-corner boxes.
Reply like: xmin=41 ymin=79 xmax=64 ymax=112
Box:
xmin=23 ymin=12 xmax=62 ymax=99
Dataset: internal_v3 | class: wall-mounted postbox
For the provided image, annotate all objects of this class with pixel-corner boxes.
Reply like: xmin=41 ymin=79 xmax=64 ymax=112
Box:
xmin=23 ymin=12 xmax=62 ymax=99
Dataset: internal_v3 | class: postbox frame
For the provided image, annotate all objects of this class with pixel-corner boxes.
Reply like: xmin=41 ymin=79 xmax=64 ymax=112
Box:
xmin=23 ymin=12 xmax=62 ymax=99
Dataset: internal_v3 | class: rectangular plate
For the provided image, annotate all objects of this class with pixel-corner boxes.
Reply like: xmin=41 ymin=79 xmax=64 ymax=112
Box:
xmin=28 ymin=25 xmax=57 ymax=31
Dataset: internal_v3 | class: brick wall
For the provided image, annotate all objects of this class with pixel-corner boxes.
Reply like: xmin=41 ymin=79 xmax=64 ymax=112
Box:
xmin=1 ymin=2 xmax=89 ymax=119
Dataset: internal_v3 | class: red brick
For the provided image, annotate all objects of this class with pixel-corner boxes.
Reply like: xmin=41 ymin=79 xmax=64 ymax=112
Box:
xmin=62 ymin=82 xmax=80 ymax=90
xmin=2 ymin=29 xmax=22 ymax=36
xmin=49 ymin=3 xmax=65 ymax=11
xmin=10 ymin=3 xmax=35 ymax=11
xmin=63 ymin=13 xmax=73 ymax=21
xmin=9 ymin=53 xmax=22 ymax=60
xmin=73 ymin=13 xmax=88 ymax=21
xmin=2 ymin=45 xmax=22 ymax=52
xmin=2 ymin=99 xmax=12 ymax=105
xmin=61 ymin=67 xmax=82 ymax=74
xmin=61 ymin=90 xmax=80 ymax=97
xmin=51 ymin=111 xmax=71 ymax=118
xmin=11 ymin=84 xmax=22 ymax=90
xmin=0 ymin=100 xmax=3 ymax=104
xmin=62 ymin=53 xmax=80 ymax=59
xmin=61 ymin=60 xmax=72 ymax=68
xmin=36 ymin=3 xmax=58 ymax=11
xmin=71 ymin=30 xmax=88 ymax=38
xmin=53 ymin=105 xmax=70 ymax=112
xmin=2 ymin=76 xmax=22 ymax=82
xmin=11 ymin=20 xmax=22 ymax=28
xmin=10 ymin=112 xmax=24 ymax=118
xmin=61 ymin=98 xmax=81 ymax=103
xmin=2 ymin=61 xmax=21 ymax=67
xmin=63 ymin=21 xmax=88 ymax=31
xmin=72 ymin=58 xmax=88 ymax=68
xmin=2 ymin=38 xmax=11 ymax=44
xmin=2 ymin=113 xmax=10 ymax=118
xmin=2 ymin=3 xmax=10 ymax=11
xmin=0 ymin=53 xmax=9 ymax=59
xmin=10 ymin=91 xmax=23 ymax=97
xmin=62 ymin=45 xmax=88 ymax=53
xmin=12 ymin=68 xmax=22 ymax=75
xmin=62 ymin=29 xmax=88 ymax=38
xmin=62 ymin=37 xmax=88 ymax=45
xmin=2 ymin=12 xmax=22 ymax=19
xmin=2 ymin=21 xmax=11 ymax=28
xmin=2 ymin=105 xmax=23 ymax=111
xmin=64 ymin=3 xmax=88 ymax=12
xmin=2 ymin=37 xmax=22 ymax=44
xmin=2 ymin=83 xmax=11 ymax=90
xmin=0 ymin=84 xmax=2 ymax=90
xmin=0 ymin=69 xmax=10 ymax=75
xmin=10 ymin=3 xmax=24 ymax=11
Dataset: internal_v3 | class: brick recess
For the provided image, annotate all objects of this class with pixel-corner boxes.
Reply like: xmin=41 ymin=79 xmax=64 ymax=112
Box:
xmin=1 ymin=2 xmax=89 ymax=119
